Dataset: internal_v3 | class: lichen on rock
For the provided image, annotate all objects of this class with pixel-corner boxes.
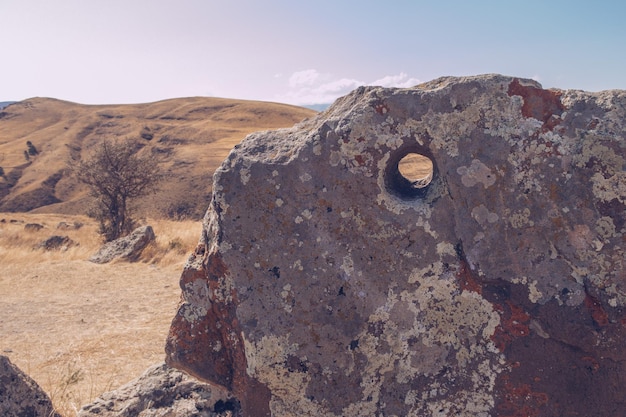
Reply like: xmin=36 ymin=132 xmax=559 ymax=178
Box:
xmin=166 ymin=74 xmax=626 ymax=416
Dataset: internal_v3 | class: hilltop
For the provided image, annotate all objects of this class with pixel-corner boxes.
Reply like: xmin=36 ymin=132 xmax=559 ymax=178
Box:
xmin=0 ymin=97 xmax=316 ymax=218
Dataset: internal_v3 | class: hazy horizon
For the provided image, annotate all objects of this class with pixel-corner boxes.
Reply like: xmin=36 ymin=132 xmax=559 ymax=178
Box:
xmin=2 ymin=0 xmax=625 ymax=106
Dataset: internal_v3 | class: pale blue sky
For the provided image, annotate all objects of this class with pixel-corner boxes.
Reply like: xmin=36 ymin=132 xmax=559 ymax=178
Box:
xmin=2 ymin=0 xmax=624 ymax=105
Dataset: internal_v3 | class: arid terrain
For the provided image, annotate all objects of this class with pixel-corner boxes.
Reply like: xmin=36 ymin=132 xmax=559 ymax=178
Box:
xmin=0 ymin=97 xmax=316 ymax=218
xmin=0 ymin=97 xmax=317 ymax=416
xmin=0 ymin=212 xmax=204 ymax=416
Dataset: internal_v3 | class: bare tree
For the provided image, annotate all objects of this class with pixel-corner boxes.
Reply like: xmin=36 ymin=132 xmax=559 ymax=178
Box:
xmin=72 ymin=139 xmax=163 ymax=241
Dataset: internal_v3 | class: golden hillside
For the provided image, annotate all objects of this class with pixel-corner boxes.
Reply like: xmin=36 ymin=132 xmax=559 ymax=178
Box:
xmin=0 ymin=97 xmax=316 ymax=218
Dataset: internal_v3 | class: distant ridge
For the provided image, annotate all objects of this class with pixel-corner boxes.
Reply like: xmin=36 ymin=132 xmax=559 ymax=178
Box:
xmin=0 ymin=101 xmax=16 ymax=110
xmin=303 ymin=103 xmax=331 ymax=112
xmin=0 ymin=97 xmax=316 ymax=218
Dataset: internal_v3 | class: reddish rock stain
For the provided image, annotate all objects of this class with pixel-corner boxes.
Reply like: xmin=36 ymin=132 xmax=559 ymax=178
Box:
xmin=167 ymin=252 xmax=271 ymax=417
xmin=456 ymin=257 xmax=482 ymax=294
xmin=497 ymin=375 xmax=549 ymax=417
xmin=583 ymin=292 xmax=610 ymax=327
xmin=507 ymin=79 xmax=564 ymax=128
xmin=491 ymin=300 xmax=531 ymax=352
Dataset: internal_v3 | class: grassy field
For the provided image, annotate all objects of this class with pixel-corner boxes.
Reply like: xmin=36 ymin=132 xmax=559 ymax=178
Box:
xmin=0 ymin=212 xmax=201 ymax=416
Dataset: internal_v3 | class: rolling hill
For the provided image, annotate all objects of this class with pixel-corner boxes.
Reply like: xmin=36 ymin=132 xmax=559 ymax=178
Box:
xmin=0 ymin=97 xmax=316 ymax=218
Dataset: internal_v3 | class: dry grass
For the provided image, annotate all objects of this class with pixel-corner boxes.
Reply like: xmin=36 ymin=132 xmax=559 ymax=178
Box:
xmin=0 ymin=213 xmax=202 ymax=416
xmin=0 ymin=97 xmax=316 ymax=217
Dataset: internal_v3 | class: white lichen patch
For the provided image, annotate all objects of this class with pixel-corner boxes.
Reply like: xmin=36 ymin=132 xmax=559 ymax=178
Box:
xmin=471 ymin=204 xmax=500 ymax=228
xmin=340 ymin=255 xmax=355 ymax=277
xmin=244 ymin=334 xmax=335 ymax=417
xmin=436 ymin=241 xmax=457 ymax=257
xmin=181 ymin=279 xmax=210 ymax=322
xmin=292 ymin=259 xmax=303 ymax=271
xmin=596 ymin=216 xmax=619 ymax=239
xmin=212 ymin=186 xmax=230 ymax=215
xmin=505 ymin=207 xmax=534 ymax=228
xmin=590 ymin=171 xmax=626 ymax=204
xmin=299 ymin=172 xmax=313 ymax=182
xmin=280 ymin=284 xmax=293 ymax=313
xmin=420 ymin=106 xmax=483 ymax=157
xmin=528 ymin=279 xmax=543 ymax=303
xmin=341 ymin=264 xmax=504 ymax=416
xmin=239 ymin=160 xmax=252 ymax=185
xmin=212 ymin=274 xmax=236 ymax=303
xmin=457 ymin=159 xmax=497 ymax=188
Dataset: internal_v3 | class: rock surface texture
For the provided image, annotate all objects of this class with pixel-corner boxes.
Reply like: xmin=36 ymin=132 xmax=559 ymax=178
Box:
xmin=0 ymin=355 xmax=60 ymax=417
xmin=89 ymin=225 xmax=155 ymax=263
xmin=166 ymin=75 xmax=626 ymax=416
xmin=78 ymin=363 xmax=240 ymax=417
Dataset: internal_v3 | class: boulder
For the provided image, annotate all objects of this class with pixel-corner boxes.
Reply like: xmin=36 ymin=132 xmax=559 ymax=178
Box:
xmin=89 ymin=225 xmax=155 ymax=263
xmin=165 ymin=75 xmax=626 ymax=416
xmin=78 ymin=363 xmax=240 ymax=417
xmin=57 ymin=221 xmax=83 ymax=230
xmin=37 ymin=235 xmax=75 ymax=251
xmin=24 ymin=223 xmax=44 ymax=232
xmin=0 ymin=355 xmax=60 ymax=417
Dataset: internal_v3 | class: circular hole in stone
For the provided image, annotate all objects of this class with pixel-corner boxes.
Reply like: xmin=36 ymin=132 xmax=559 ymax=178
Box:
xmin=398 ymin=153 xmax=433 ymax=188
xmin=385 ymin=149 xmax=435 ymax=199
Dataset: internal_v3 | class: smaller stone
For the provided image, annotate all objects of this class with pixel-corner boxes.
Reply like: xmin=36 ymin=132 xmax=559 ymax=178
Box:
xmin=78 ymin=362 xmax=240 ymax=417
xmin=37 ymin=235 xmax=75 ymax=251
xmin=24 ymin=223 xmax=44 ymax=232
xmin=0 ymin=355 xmax=60 ymax=417
xmin=57 ymin=221 xmax=83 ymax=230
xmin=89 ymin=225 xmax=155 ymax=263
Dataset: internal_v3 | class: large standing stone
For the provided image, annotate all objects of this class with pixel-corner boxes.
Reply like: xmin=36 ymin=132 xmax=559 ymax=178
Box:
xmin=0 ymin=355 xmax=60 ymax=417
xmin=166 ymin=74 xmax=626 ymax=416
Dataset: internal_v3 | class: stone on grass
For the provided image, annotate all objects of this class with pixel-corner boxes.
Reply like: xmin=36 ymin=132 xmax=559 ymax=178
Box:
xmin=24 ymin=223 xmax=44 ymax=232
xmin=0 ymin=355 xmax=60 ymax=417
xmin=57 ymin=221 xmax=83 ymax=230
xmin=78 ymin=363 xmax=240 ymax=417
xmin=89 ymin=225 xmax=155 ymax=264
xmin=164 ymin=74 xmax=626 ymax=416
xmin=37 ymin=235 xmax=75 ymax=251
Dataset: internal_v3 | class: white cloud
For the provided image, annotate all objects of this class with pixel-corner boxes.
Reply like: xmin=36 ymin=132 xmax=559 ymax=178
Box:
xmin=277 ymin=70 xmax=421 ymax=105
xmin=369 ymin=72 xmax=421 ymax=88
xmin=289 ymin=69 xmax=321 ymax=87
xmin=316 ymin=78 xmax=362 ymax=94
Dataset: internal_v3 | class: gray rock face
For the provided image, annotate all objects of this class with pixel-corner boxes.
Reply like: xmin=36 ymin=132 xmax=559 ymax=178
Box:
xmin=89 ymin=225 xmax=155 ymax=263
xmin=0 ymin=355 xmax=60 ymax=417
xmin=166 ymin=75 xmax=626 ymax=416
xmin=78 ymin=363 xmax=240 ymax=417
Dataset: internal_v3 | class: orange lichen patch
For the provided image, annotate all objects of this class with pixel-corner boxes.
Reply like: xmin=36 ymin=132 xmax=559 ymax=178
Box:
xmin=497 ymin=375 xmax=549 ymax=417
xmin=491 ymin=300 xmax=531 ymax=352
xmin=583 ymin=292 xmax=609 ymax=327
xmin=507 ymin=78 xmax=564 ymax=127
